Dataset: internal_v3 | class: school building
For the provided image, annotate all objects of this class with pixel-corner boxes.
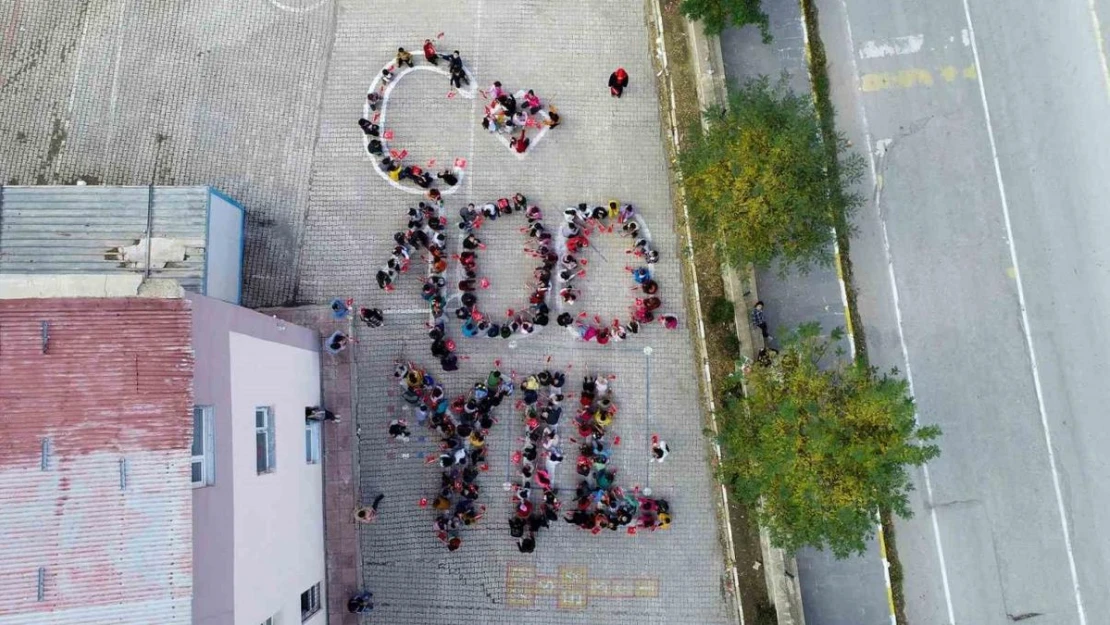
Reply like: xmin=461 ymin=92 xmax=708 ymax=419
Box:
xmin=0 ymin=186 xmax=329 ymax=625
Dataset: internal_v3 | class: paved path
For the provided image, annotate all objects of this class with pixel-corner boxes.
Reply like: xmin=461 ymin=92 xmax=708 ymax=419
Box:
xmin=265 ymin=305 xmax=362 ymax=625
xmin=817 ymin=0 xmax=1110 ymax=622
xmin=720 ymin=10 xmax=891 ymax=625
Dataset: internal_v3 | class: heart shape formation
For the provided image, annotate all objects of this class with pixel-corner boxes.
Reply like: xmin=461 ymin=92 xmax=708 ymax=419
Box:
xmin=360 ymin=45 xmax=558 ymax=196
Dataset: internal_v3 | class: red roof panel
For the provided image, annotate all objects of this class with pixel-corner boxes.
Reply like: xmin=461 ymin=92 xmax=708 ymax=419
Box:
xmin=0 ymin=298 xmax=194 ymax=624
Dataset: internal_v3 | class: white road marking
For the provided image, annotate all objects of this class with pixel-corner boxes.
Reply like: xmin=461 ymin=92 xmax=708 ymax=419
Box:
xmin=960 ymin=2 xmax=1088 ymax=623
xmin=465 ymin=0 xmax=484 ymax=197
xmin=830 ymin=232 xmax=856 ymax=360
xmin=858 ymin=34 xmax=924 ymax=59
xmin=266 ymin=0 xmax=330 ymax=14
xmin=961 ymin=28 xmax=970 ymax=46
xmin=104 ymin=0 xmax=128 ymax=164
xmin=873 ymin=152 xmax=958 ymax=625
xmin=66 ymin=5 xmax=90 ymax=116
xmin=837 ymin=0 xmax=959 ymax=621
xmin=1087 ymin=0 xmax=1110 ymax=101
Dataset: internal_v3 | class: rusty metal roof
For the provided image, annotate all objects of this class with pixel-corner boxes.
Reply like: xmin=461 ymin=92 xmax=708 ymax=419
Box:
xmin=0 ymin=297 xmax=194 ymax=625
xmin=0 ymin=186 xmax=210 ymax=293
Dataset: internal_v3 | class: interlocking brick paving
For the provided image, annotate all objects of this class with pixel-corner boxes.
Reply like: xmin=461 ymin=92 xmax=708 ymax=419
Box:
xmin=1 ymin=0 xmax=737 ymax=622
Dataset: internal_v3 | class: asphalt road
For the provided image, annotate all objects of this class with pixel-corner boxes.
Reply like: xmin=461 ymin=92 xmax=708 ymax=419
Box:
xmin=817 ymin=0 xmax=1110 ymax=622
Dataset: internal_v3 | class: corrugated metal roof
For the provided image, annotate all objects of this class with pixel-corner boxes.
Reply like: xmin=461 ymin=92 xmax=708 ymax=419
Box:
xmin=0 ymin=186 xmax=210 ymax=293
xmin=0 ymin=298 xmax=194 ymax=625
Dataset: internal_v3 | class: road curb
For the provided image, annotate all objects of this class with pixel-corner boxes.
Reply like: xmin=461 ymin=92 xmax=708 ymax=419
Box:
xmin=876 ymin=516 xmax=898 ymax=625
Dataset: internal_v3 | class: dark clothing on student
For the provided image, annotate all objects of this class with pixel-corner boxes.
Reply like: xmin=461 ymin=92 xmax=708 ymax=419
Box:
xmin=751 ymin=306 xmax=769 ymax=339
xmin=609 ymin=68 xmax=629 ymax=97
xmin=438 ymin=170 xmax=459 ymax=186
xmin=359 ymin=307 xmax=384 ymax=328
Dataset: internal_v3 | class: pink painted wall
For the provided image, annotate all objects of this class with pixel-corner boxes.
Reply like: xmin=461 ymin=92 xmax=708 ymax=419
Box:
xmin=188 ymin=293 xmax=322 ymax=625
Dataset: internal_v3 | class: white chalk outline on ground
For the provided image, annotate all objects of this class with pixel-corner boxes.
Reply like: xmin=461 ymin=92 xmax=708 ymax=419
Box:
xmin=364 ymin=64 xmax=475 ymax=196
xmin=452 ymin=206 xmax=547 ymax=343
xmin=489 ymin=120 xmax=550 ymax=161
xmin=361 ymin=60 xmax=555 ymax=198
xmin=960 ymin=1 xmax=1088 ymax=622
xmin=551 ymin=210 xmax=658 ymax=324
xmin=835 ymin=1 xmax=955 ymax=622
xmin=266 ymin=0 xmax=331 ymax=14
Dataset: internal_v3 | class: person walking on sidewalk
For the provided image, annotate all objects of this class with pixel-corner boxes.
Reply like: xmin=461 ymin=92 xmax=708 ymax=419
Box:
xmin=751 ymin=300 xmax=771 ymax=341
xmin=608 ymin=68 xmax=629 ymax=97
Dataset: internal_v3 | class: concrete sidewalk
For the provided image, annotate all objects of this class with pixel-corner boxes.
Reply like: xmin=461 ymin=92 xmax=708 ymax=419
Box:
xmin=718 ymin=8 xmax=892 ymax=625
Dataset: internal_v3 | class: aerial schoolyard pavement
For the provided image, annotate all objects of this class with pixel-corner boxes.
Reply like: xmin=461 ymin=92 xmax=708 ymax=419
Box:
xmin=0 ymin=0 xmax=735 ymax=622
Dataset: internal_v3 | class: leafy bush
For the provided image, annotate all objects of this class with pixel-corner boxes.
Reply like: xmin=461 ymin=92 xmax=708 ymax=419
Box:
xmin=719 ymin=323 xmax=941 ymax=557
xmin=679 ymin=76 xmax=864 ymax=272
xmin=680 ymin=0 xmax=771 ymax=43
xmin=706 ymin=296 xmax=736 ymax=326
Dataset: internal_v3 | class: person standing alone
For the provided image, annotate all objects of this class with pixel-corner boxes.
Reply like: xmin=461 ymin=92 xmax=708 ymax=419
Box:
xmin=608 ymin=67 xmax=629 ymax=97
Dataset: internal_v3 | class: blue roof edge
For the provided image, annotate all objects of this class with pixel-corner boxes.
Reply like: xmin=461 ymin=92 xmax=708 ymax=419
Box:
xmin=205 ymin=186 xmax=247 ymax=306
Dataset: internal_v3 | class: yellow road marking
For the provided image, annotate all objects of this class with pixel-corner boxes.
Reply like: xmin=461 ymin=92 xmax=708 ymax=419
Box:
xmin=861 ymin=65 xmax=978 ymax=92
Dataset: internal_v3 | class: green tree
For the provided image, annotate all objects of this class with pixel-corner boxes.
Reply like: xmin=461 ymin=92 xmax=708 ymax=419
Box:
xmin=679 ymin=0 xmax=771 ymax=42
xmin=718 ymin=323 xmax=941 ymax=557
xmin=679 ymin=76 xmax=864 ymax=272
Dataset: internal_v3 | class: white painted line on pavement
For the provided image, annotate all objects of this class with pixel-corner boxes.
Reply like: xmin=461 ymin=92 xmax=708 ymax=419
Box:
xmin=961 ymin=29 xmax=970 ymax=47
xmin=1087 ymin=0 xmax=1110 ymax=102
xmin=961 ymin=2 xmax=1088 ymax=623
xmin=66 ymin=5 xmax=90 ymax=117
xmin=858 ymin=34 xmax=924 ymax=59
xmin=364 ymin=64 xmax=476 ymax=197
xmin=466 ymin=1 xmax=483 ymax=197
xmin=874 ymin=162 xmax=958 ymax=625
xmin=266 ymin=0 xmax=330 ymax=13
xmin=837 ymin=0 xmax=958 ymax=621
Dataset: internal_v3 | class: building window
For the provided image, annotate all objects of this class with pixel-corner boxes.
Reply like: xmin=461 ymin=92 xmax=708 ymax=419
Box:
xmin=305 ymin=420 xmax=321 ymax=464
xmin=300 ymin=582 xmax=322 ymax=621
xmin=255 ymin=406 xmax=276 ymax=474
xmin=192 ymin=406 xmax=215 ymax=486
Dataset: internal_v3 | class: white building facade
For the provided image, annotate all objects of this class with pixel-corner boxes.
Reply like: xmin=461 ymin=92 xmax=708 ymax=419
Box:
xmin=189 ymin=293 xmax=327 ymax=625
